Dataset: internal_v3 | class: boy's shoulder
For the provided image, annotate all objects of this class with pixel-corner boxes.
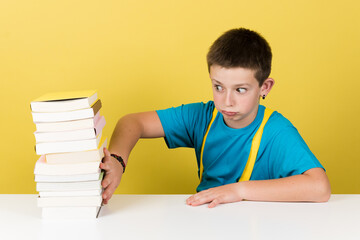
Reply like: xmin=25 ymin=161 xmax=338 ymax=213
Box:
xmin=181 ymin=101 xmax=215 ymax=124
xmin=156 ymin=101 xmax=215 ymax=129
xmin=264 ymin=107 xmax=300 ymax=139
xmin=267 ymin=109 xmax=293 ymax=127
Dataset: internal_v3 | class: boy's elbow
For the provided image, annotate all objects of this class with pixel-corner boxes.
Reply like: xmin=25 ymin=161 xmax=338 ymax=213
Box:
xmin=304 ymin=168 xmax=331 ymax=202
xmin=313 ymin=172 xmax=331 ymax=203
xmin=315 ymin=182 xmax=331 ymax=202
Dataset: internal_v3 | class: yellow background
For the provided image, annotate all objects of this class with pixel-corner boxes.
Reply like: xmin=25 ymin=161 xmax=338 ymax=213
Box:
xmin=0 ymin=0 xmax=359 ymax=194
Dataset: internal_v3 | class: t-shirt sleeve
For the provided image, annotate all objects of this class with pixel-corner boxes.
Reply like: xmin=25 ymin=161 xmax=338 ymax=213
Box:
xmin=268 ymin=125 xmax=325 ymax=179
xmin=156 ymin=103 xmax=206 ymax=149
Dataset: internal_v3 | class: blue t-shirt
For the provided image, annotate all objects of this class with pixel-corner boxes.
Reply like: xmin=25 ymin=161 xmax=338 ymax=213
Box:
xmin=156 ymin=101 xmax=324 ymax=192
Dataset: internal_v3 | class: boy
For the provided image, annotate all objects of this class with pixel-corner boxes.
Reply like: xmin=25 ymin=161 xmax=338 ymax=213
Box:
xmin=100 ymin=28 xmax=331 ymax=207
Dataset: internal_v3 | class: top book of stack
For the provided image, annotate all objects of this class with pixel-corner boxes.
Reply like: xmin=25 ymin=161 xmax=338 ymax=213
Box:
xmin=31 ymin=90 xmax=98 ymax=113
xmin=31 ymin=90 xmax=101 ymax=123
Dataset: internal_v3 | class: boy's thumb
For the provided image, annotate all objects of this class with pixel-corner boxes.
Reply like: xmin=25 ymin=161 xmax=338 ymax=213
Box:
xmin=103 ymin=147 xmax=111 ymax=157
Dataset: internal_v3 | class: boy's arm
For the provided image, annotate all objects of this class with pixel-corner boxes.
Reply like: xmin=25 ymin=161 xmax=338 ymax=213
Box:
xmin=186 ymin=167 xmax=331 ymax=208
xmin=100 ymin=111 xmax=165 ymax=204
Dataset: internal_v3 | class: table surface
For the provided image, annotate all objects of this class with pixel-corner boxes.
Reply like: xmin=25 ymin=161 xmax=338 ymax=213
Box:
xmin=0 ymin=194 xmax=359 ymax=240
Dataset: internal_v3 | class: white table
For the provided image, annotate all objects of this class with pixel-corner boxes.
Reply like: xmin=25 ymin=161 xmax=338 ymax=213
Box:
xmin=0 ymin=194 xmax=359 ymax=240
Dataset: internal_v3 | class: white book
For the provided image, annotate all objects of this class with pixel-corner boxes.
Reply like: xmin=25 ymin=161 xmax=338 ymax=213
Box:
xmin=35 ymin=132 xmax=102 ymax=155
xmin=32 ymin=99 xmax=101 ymax=123
xmin=39 ymin=189 xmax=103 ymax=197
xmin=34 ymin=116 xmax=105 ymax=143
xmin=34 ymin=155 xmax=101 ymax=175
xmin=36 ymin=172 xmax=103 ymax=191
xmin=30 ymin=90 xmax=98 ymax=113
xmin=35 ymin=169 xmax=101 ymax=182
xmin=42 ymin=206 xmax=101 ymax=219
xmin=35 ymin=112 xmax=101 ymax=132
xmin=37 ymin=195 xmax=103 ymax=207
xmin=45 ymin=138 xmax=107 ymax=164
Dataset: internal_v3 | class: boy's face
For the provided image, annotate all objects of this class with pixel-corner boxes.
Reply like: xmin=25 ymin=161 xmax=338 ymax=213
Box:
xmin=210 ymin=65 xmax=264 ymax=129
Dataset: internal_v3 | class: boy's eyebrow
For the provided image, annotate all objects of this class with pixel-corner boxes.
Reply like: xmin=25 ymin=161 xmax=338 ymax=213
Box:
xmin=211 ymin=79 xmax=250 ymax=87
xmin=234 ymin=83 xmax=251 ymax=87
xmin=211 ymin=79 xmax=222 ymax=84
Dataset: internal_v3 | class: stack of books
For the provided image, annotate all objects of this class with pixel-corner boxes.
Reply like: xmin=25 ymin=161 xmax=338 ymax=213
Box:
xmin=30 ymin=90 xmax=107 ymax=219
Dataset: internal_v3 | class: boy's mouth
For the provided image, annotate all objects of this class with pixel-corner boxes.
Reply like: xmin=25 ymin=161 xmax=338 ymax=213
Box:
xmin=221 ymin=110 xmax=237 ymax=117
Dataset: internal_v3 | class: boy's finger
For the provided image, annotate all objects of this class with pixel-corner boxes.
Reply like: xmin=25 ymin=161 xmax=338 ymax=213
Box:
xmin=99 ymin=158 xmax=112 ymax=173
xmin=188 ymin=191 xmax=214 ymax=206
xmin=102 ymin=186 xmax=111 ymax=200
xmin=102 ymin=184 xmax=116 ymax=201
xmin=101 ymin=174 xmax=112 ymax=188
xmin=99 ymin=161 xmax=111 ymax=171
xmin=208 ymin=198 xmax=220 ymax=208
xmin=99 ymin=162 xmax=107 ymax=170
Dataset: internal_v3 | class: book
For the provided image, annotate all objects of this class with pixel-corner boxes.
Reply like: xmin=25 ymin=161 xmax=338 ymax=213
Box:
xmin=34 ymin=155 xmax=101 ymax=175
xmin=39 ymin=189 xmax=103 ymax=197
xmin=36 ymin=172 xmax=104 ymax=191
xmin=37 ymin=195 xmax=103 ymax=207
xmin=31 ymin=99 xmax=101 ymax=123
xmin=36 ymin=180 xmax=102 ymax=192
xmin=34 ymin=115 xmax=105 ymax=143
xmin=41 ymin=206 xmax=101 ymax=219
xmin=35 ymin=112 xmax=101 ymax=132
xmin=30 ymin=90 xmax=98 ymax=113
xmin=45 ymin=138 xmax=107 ymax=164
xmin=35 ymin=169 xmax=101 ymax=182
xmin=35 ymin=132 xmax=103 ymax=155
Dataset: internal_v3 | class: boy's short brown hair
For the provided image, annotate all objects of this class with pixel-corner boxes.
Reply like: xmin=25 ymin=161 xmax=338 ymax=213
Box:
xmin=207 ymin=28 xmax=272 ymax=86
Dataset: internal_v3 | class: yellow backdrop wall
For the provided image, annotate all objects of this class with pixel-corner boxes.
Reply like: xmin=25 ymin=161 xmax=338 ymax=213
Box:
xmin=0 ymin=0 xmax=359 ymax=194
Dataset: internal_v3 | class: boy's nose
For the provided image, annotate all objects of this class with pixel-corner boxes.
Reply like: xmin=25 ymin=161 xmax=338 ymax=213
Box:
xmin=225 ymin=91 xmax=234 ymax=107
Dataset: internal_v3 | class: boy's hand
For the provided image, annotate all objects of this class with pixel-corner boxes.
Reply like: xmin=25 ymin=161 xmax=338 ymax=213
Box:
xmin=100 ymin=147 xmax=124 ymax=205
xmin=186 ymin=183 xmax=243 ymax=208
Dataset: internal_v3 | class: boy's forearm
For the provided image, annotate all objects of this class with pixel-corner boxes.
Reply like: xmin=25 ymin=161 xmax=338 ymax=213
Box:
xmin=238 ymin=168 xmax=331 ymax=202
xmin=187 ymin=168 xmax=331 ymax=207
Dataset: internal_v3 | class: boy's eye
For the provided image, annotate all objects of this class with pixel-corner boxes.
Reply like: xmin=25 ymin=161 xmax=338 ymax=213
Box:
xmin=215 ymin=85 xmax=223 ymax=91
xmin=237 ymin=88 xmax=246 ymax=93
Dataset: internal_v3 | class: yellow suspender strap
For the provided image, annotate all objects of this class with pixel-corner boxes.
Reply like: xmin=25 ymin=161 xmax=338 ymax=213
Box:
xmin=199 ymin=108 xmax=218 ymax=181
xmin=238 ymin=108 xmax=274 ymax=182
xmin=199 ymin=107 xmax=274 ymax=182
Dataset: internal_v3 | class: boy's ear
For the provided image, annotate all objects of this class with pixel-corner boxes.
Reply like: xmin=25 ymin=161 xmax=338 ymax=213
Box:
xmin=260 ymin=78 xmax=275 ymax=97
